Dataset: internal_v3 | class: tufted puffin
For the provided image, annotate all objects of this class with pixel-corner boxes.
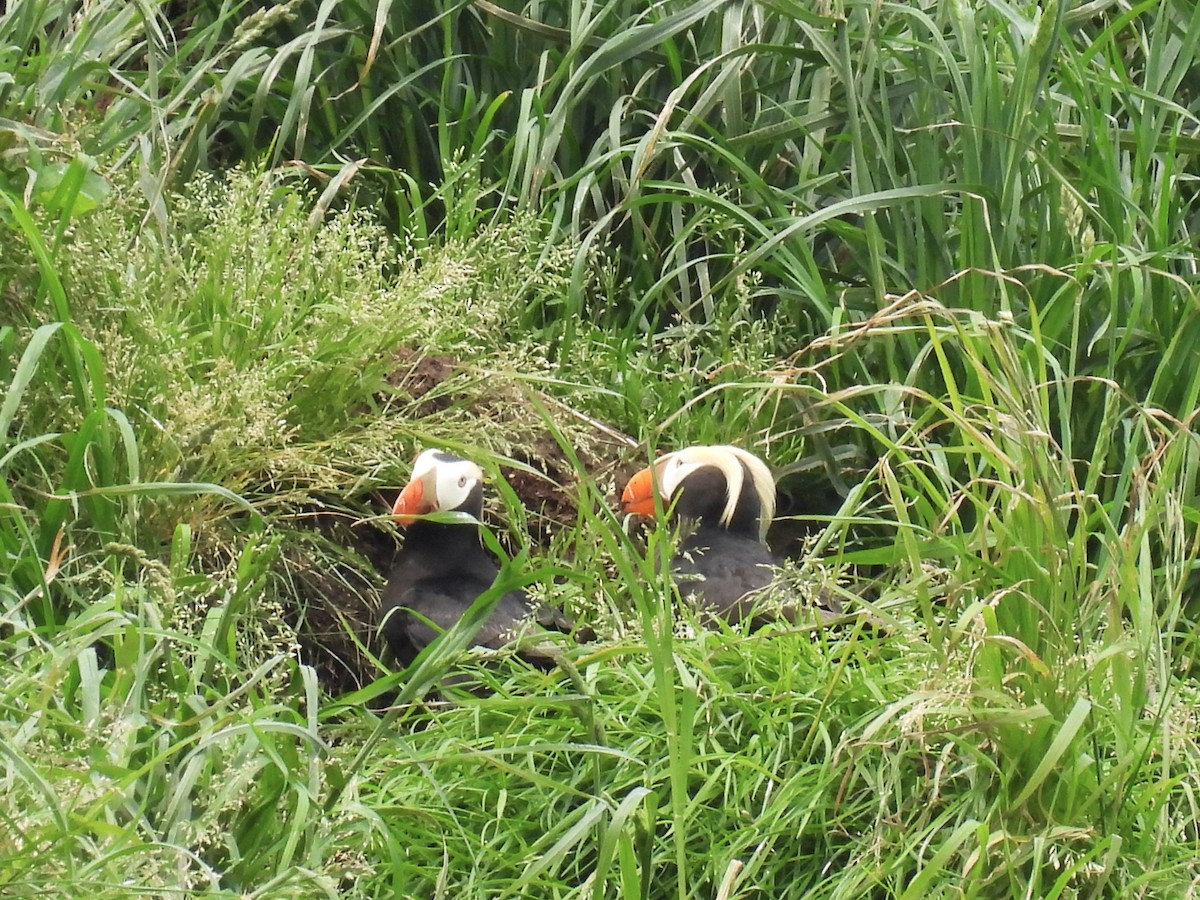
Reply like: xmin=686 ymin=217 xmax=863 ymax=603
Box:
xmin=380 ymin=448 xmax=575 ymax=667
xmin=621 ymin=444 xmax=792 ymax=625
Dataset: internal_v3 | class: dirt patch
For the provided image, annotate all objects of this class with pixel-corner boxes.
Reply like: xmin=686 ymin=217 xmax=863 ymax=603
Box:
xmin=295 ymin=565 xmax=381 ymax=698
xmin=288 ymin=508 xmax=396 ymax=699
xmin=505 ymin=426 xmax=647 ymax=542
xmin=385 ymin=347 xmax=459 ymax=416
xmin=502 ymin=434 xmax=586 ymax=543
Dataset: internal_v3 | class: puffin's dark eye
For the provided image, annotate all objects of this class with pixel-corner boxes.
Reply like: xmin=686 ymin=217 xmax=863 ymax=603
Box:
xmin=458 ymin=475 xmax=468 ymax=488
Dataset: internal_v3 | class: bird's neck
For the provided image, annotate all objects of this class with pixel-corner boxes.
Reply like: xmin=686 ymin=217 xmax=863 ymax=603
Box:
xmin=690 ymin=516 xmax=759 ymax=541
xmin=682 ymin=497 xmax=761 ymax=539
xmin=726 ymin=505 xmax=762 ymax=537
xmin=403 ymin=520 xmax=489 ymax=559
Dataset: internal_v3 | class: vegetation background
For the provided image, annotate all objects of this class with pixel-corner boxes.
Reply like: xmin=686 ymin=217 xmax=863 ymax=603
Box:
xmin=2 ymin=0 xmax=1199 ymax=895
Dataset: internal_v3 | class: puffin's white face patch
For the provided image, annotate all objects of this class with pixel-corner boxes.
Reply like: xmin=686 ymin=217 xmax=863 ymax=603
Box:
xmin=411 ymin=449 xmax=484 ymax=512
xmin=657 ymin=452 xmax=705 ymax=500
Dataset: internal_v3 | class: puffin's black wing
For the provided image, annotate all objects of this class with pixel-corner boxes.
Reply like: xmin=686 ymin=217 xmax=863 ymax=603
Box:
xmin=673 ymin=530 xmax=779 ymax=624
xmin=381 ymin=576 xmax=570 ymax=666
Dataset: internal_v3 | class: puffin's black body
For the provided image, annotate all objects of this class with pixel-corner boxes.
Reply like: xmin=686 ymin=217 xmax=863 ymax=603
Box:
xmin=622 ymin=446 xmax=790 ymax=625
xmin=380 ymin=450 xmax=573 ymax=667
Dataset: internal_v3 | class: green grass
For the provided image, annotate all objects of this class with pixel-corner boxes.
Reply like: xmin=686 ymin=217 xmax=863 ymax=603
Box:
xmin=3 ymin=0 xmax=1200 ymax=896
xmin=4 ymin=164 xmax=1200 ymax=897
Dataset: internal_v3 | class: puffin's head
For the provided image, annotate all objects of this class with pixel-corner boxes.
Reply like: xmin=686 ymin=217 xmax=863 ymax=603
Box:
xmin=392 ymin=449 xmax=485 ymax=525
xmin=620 ymin=445 xmax=776 ymax=540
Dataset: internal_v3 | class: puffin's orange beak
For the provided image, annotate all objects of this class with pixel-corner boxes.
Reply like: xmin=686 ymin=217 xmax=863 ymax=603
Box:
xmin=391 ymin=477 xmax=431 ymax=525
xmin=620 ymin=466 xmax=659 ymax=516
